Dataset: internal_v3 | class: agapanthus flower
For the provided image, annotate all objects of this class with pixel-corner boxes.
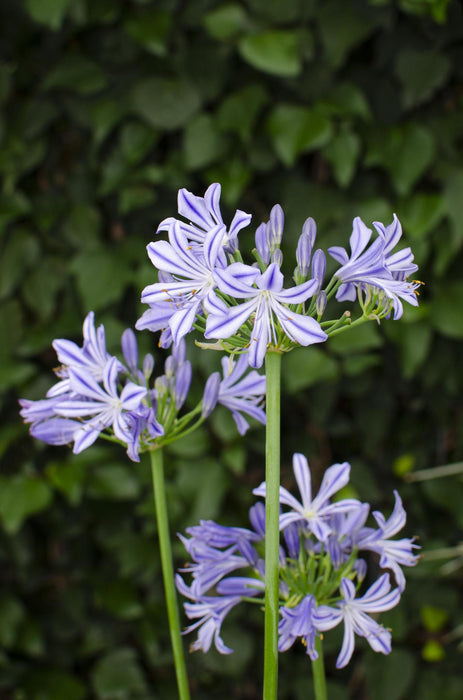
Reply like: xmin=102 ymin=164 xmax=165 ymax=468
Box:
xmin=329 ymin=216 xmax=420 ymax=319
xmin=157 ymin=182 xmax=251 ymax=255
xmin=202 ymin=354 xmax=266 ymax=434
xmin=21 ymin=314 xmax=266 ymax=460
xmin=253 ymin=453 xmax=361 ymax=540
xmin=314 ymin=575 xmax=400 ymax=668
xmin=205 ymin=263 xmax=327 ymax=368
xmin=177 ymin=452 xmax=418 ymax=666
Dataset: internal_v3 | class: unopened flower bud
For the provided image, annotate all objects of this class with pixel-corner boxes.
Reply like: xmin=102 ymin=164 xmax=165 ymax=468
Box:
xmin=143 ymin=353 xmax=154 ymax=380
xmin=271 ymin=248 xmax=283 ymax=267
xmin=311 ymin=249 xmax=326 ymax=290
xmin=175 ymin=361 xmax=192 ymax=409
xmin=316 ymin=291 xmax=327 ymax=317
xmin=202 ymin=372 xmax=221 ymax=418
xmin=255 ymin=223 xmax=270 ymax=264
xmin=268 ymin=204 xmax=284 ymax=249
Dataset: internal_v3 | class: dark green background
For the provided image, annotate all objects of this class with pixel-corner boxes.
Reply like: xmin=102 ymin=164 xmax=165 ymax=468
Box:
xmin=1 ymin=0 xmax=462 ymax=697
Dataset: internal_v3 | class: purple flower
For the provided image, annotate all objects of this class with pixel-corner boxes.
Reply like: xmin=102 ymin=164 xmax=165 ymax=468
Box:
xmin=54 ymin=358 xmax=147 ymax=453
xmin=315 ymin=575 xmax=401 ymax=668
xmin=205 ymin=263 xmax=327 ymax=368
xmin=357 ymin=491 xmax=419 ymax=591
xmin=279 ymin=595 xmax=318 ymax=660
xmin=253 ymin=453 xmax=361 ymax=541
xmin=157 ymin=183 xmax=251 ymax=255
xmin=47 ymin=312 xmax=114 ymax=397
xmin=202 ymin=354 xmax=266 ymax=433
xmin=137 ymin=222 xmax=231 ymax=345
xmin=329 ymin=216 xmax=420 ymax=319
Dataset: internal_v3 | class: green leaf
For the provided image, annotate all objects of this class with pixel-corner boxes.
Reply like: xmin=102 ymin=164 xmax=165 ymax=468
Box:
xmin=0 ymin=595 xmax=25 ymax=647
xmin=217 ymin=84 xmax=268 ymax=143
xmin=120 ymin=122 xmax=158 ymax=165
xmin=22 ymin=258 xmax=63 ymax=320
xmin=324 ymin=129 xmax=361 ymax=187
xmin=364 ymin=648 xmax=416 ymax=700
xmin=319 ymin=83 xmax=371 ymax=120
xmin=317 ymin=1 xmax=381 ymax=67
xmin=125 ymin=9 xmax=172 ymax=56
xmin=422 ymin=640 xmax=445 ymax=663
xmin=430 ymin=281 xmax=463 ymax=339
xmin=24 ymin=0 xmax=75 ymax=30
xmin=285 ymin=347 xmax=339 ymax=393
xmin=0 ymin=229 xmax=40 ymax=300
xmin=92 ymin=648 xmax=147 ymax=698
xmin=90 ymin=99 xmax=127 ymax=145
xmin=21 ymin=670 xmax=86 ymax=700
xmin=203 ymin=3 xmax=249 ymax=40
xmin=420 ymin=605 xmax=449 ymax=632
xmin=329 ymin=322 xmax=382 ymax=354
xmin=87 ymin=464 xmax=141 ymax=500
xmin=43 ymin=52 xmax=107 ymax=95
xmin=443 ymin=168 xmax=463 ymax=243
xmin=238 ymin=30 xmax=302 ymax=77
xmin=94 ymin=581 xmax=143 ymax=620
xmin=183 ymin=114 xmax=223 ymax=170
xmin=131 ymin=77 xmax=201 ymax=130
xmin=395 ymin=49 xmax=451 ymax=109
xmin=399 ymin=193 xmax=445 ymax=239
xmin=365 ymin=124 xmax=435 ymax=196
xmin=206 ymin=158 xmax=251 ymax=205
xmin=267 ymin=104 xmax=333 ymax=166
xmin=46 ymin=461 xmax=87 ymax=506
xmin=64 ymin=204 xmax=102 ymax=250
xmin=119 ymin=185 xmax=157 ymax=214
xmin=71 ymin=250 xmax=132 ymax=311
xmin=0 ymin=474 xmax=52 ymax=534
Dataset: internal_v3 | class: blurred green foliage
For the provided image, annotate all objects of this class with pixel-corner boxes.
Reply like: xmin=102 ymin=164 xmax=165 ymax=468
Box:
xmin=1 ymin=0 xmax=463 ymax=697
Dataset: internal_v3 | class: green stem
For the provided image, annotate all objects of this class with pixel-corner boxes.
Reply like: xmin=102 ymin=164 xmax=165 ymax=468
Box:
xmin=263 ymin=350 xmax=282 ymax=700
xmin=312 ymin=637 xmax=327 ymax=700
xmin=150 ymin=449 xmax=191 ymax=700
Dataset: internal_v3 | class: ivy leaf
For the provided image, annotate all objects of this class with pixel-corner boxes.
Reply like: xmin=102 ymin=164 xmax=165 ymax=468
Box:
xmin=125 ymin=9 xmax=172 ymax=57
xmin=395 ymin=49 xmax=451 ymax=109
xmin=24 ymin=0 xmax=74 ymax=30
xmin=317 ymin=1 xmax=381 ymax=67
xmin=183 ymin=114 xmax=223 ymax=170
xmin=203 ymin=3 xmax=250 ymax=40
xmin=43 ymin=52 xmax=107 ymax=95
xmin=267 ymin=104 xmax=333 ymax=166
xmin=217 ymin=84 xmax=268 ymax=143
xmin=238 ymin=30 xmax=302 ymax=77
xmin=0 ymin=475 xmax=52 ymax=534
xmin=365 ymin=124 xmax=435 ymax=196
xmin=92 ymin=648 xmax=147 ymax=698
xmin=71 ymin=250 xmax=132 ymax=311
xmin=324 ymin=129 xmax=361 ymax=187
xmin=131 ymin=77 xmax=201 ymax=130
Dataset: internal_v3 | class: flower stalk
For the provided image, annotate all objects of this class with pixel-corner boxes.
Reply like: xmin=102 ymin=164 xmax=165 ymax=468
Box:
xmin=263 ymin=350 xmax=282 ymax=700
xmin=150 ymin=448 xmax=191 ymax=700
xmin=312 ymin=637 xmax=327 ymax=700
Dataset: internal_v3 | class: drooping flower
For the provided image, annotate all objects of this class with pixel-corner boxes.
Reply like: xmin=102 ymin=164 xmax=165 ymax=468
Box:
xmin=314 ymin=575 xmax=401 ymax=668
xmin=279 ymin=595 xmax=319 ymax=660
xmin=205 ymin=263 xmax=327 ymax=368
xmin=202 ymin=354 xmax=266 ymax=434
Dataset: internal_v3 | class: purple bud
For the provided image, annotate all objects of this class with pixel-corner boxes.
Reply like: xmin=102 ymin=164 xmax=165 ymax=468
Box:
xmin=302 ymin=217 xmax=317 ymax=247
xmin=164 ymin=356 xmax=176 ymax=378
xmin=143 ymin=353 xmax=154 ymax=379
xmin=268 ymin=204 xmax=284 ymax=249
xmin=271 ymin=248 xmax=283 ymax=267
xmin=255 ymin=223 xmax=270 ymax=264
xmin=201 ymin=372 xmax=221 ymax=418
xmin=175 ymin=361 xmax=192 ymax=409
xmin=121 ymin=329 xmax=138 ymax=374
xmin=284 ymin=522 xmax=300 ymax=559
xmin=311 ymin=249 xmax=326 ymax=290
xmin=296 ymin=233 xmax=313 ymax=277
xmin=30 ymin=418 xmax=79 ymax=446
xmin=249 ymin=502 xmax=265 ymax=538
xmin=316 ymin=291 xmax=327 ymax=316
xmin=172 ymin=338 xmax=187 ymax=365
xmin=155 ymin=375 xmax=169 ymax=396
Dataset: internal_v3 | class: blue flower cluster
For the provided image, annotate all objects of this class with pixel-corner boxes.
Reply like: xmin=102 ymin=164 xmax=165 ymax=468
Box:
xmin=138 ymin=184 xmax=420 ymax=367
xmin=20 ymin=312 xmax=265 ymax=459
xmin=176 ymin=453 xmax=419 ymax=667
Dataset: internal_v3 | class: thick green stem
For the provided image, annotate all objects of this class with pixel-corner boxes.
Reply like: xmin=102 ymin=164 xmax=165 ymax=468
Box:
xmin=312 ymin=637 xmax=327 ymax=700
xmin=263 ymin=351 xmax=282 ymax=700
xmin=150 ymin=449 xmax=191 ymax=700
